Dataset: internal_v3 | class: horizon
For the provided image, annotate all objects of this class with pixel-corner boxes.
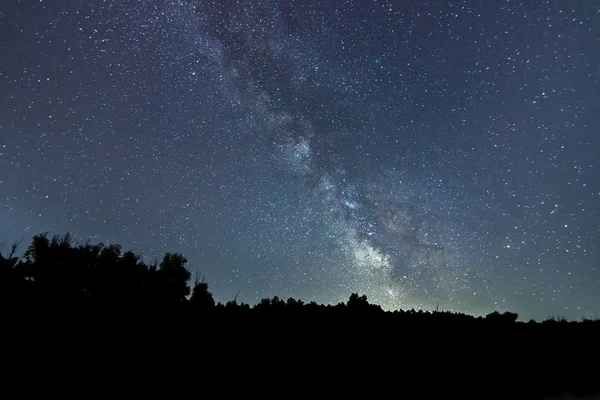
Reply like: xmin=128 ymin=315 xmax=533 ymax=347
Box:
xmin=2 ymin=231 xmax=596 ymax=323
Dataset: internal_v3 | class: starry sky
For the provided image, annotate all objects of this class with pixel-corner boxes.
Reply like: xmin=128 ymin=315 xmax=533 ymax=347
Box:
xmin=1 ymin=0 xmax=599 ymax=321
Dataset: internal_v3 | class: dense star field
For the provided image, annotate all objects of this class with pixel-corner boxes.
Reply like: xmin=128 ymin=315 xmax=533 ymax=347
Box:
xmin=1 ymin=1 xmax=598 ymax=321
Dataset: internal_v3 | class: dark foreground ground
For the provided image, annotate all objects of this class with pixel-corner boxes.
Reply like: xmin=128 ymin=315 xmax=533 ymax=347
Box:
xmin=3 ymin=306 xmax=599 ymax=400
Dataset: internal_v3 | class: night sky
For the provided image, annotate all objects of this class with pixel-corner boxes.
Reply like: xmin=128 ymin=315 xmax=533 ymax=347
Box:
xmin=1 ymin=1 xmax=599 ymax=321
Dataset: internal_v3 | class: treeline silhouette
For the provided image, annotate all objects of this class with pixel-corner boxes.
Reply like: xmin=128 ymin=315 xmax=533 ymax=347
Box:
xmin=1 ymin=233 xmax=598 ymax=328
xmin=2 ymin=233 xmax=600 ymax=399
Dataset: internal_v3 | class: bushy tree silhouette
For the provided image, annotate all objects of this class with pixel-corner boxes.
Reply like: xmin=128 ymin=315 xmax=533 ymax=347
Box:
xmin=157 ymin=252 xmax=191 ymax=303
xmin=190 ymin=279 xmax=215 ymax=309
xmin=347 ymin=292 xmax=369 ymax=309
xmin=486 ymin=311 xmax=519 ymax=323
xmin=2 ymin=233 xmax=196 ymax=309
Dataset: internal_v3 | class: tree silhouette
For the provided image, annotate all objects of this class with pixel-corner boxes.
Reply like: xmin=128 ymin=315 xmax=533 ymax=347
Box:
xmin=190 ymin=278 xmax=215 ymax=309
xmin=157 ymin=252 xmax=192 ymax=303
xmin=486 ymin=311 xmax=519 ymax=324
xmin=347 ymin=292 xmax=369 ymax=308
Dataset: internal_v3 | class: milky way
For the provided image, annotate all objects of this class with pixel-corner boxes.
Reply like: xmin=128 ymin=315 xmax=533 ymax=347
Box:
xmin=1 ymin=1 xmax=599 ymax=320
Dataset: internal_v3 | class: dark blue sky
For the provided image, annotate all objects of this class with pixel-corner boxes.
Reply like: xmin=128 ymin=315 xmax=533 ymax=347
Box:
xmin=1 ymin=0 xmax=599 ymax=320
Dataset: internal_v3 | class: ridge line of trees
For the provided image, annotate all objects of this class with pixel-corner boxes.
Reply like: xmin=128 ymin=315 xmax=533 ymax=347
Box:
xmin=1 ymin=233 xmax=598 ymax=328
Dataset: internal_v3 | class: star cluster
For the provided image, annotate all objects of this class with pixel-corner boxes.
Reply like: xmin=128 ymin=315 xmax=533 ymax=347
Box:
xmin=1 ymin=0 xmax=599 ymax=320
